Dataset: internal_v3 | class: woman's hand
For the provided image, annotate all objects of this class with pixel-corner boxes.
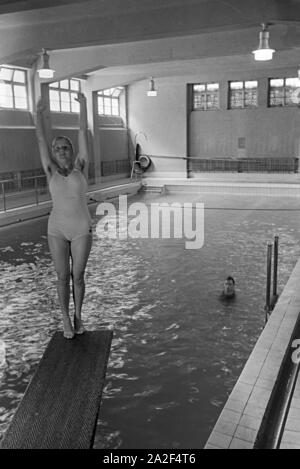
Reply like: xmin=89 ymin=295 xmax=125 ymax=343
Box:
xmin=36 ymin=98 xmax=47 ymax=114
xmin=75 ymin=92 xmax=86 ymax=105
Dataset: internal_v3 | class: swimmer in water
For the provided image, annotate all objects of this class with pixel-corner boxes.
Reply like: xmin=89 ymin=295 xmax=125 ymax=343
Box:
xmin=223 ymin=276 xmax=235 ymax=298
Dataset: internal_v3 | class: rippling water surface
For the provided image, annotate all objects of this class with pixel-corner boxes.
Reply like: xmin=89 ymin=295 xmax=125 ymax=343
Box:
xmin=1 ymin=192 xmax=300 ymax=448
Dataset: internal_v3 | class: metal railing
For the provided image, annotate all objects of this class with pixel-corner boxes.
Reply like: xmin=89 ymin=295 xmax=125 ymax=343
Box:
xmin=0 ymin=174 xmax=48 ymax=212
xmin=254 ymin=313 xmax=300 ymax=449
xmin=265 ymin=235 xmax=279 ymax=323
xmin=188 ymin=157 xmax=299 ymax=173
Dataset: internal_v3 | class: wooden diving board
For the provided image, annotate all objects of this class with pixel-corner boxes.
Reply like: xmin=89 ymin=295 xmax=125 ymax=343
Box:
xmin=0 ymin=330 xmax=113 ymax=449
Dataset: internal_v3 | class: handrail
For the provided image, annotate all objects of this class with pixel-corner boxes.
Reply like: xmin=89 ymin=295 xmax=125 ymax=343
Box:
xmin=0 ymin=174 xmax=48 ymax=212
xmin=0 ymin=174 xmax=46 ymax=184
xmin=254 ymin=313 xmax=300 ymax=449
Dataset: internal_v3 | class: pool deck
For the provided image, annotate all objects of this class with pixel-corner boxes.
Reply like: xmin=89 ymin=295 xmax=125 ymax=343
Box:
xmin=205 ymin=256 xmax=300 ymax=449
xmin=0 ymin=177 xmax=142 ymax=228
xmin=142 ymin=174 xmax=300 ymax=197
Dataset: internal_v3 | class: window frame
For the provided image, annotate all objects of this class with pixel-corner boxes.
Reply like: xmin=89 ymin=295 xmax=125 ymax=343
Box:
xmin=0 ymin=66 xmax=29 ymax=111
xmin=192 ymin=82 xmax=220 ymax=111
xmin=97 ymin=87 xmax=124 ymax=117
xmin=49 ymin=78 xmax=81 ymax=114
xmin=228 ymin=80 xmax=258 ymax=110
xmin=268 ymin=77 xmax=299 ymax=108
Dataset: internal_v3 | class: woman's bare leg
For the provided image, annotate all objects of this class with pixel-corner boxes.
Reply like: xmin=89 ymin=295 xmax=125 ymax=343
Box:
xmin=48 ymin=235 xmax=74 ymax=338
xmin=70 ymin=234 xmax=92 ymax=333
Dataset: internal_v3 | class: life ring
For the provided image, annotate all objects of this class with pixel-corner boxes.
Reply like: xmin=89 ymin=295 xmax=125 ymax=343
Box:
xmin=138 ymin=155 xmax=152 ymax=171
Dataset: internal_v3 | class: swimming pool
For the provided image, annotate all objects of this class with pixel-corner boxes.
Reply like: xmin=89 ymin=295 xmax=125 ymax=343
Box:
xmin=1 ymin=191 xmax=300 ymax=448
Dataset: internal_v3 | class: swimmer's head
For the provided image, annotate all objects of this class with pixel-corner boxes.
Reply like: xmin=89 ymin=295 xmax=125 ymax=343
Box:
xmin=223 ymin=276 xmax=235 ymax=297
xmin=51 ymin=136 xmax=75 ymax=168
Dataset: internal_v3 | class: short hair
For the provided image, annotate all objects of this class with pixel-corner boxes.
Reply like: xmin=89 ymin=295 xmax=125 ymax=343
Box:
xmin=226 ymin=276 xmax=235 ymax=284
xmin=51 ymin=135 xmax=74 ymax=156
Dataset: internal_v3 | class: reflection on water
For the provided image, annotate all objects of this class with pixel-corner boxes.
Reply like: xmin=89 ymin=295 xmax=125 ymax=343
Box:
xmin=0 ymin=193 xmax=300 ymax=448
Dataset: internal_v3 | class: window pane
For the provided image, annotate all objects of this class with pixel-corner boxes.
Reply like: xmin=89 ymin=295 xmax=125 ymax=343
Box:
xmin=270 ymin=79 xmax=284 ymax=88
xmin=70 ymin=92 xmax=80 ymax=112
xmin=0 ymin=83 xmax=13 ymax=108
xmin=61 ymin=100 xmax=71 ymax=112
xmin=60 ymin=79 xmax=69 ymax=89
xmin=98 ymin=97 xmax=104 ymax=114
xmin=50 ymin=100 xmax=60 ymax=112
xmin=286 ymin=77 xmax=298 ymax=88
xmin=49 ymin=89 xmax=60 ymax=111
xmin=104 ymin=97 xmax=111 ymax=114
xmin=193 ymin=94 xmax=206 ymax=109
xmin=50 ymin=82 xmax=59 ymax=88
xmin=244 ymin=88 xmax=257 ymax=107
xmin=103 ymin=88 xmax=112 ymax=96
xmin=245 ymin=80 xmax=257 ymax=89
xmin=60 ymin=91 xmax=71 ymax=112
xmin=230 ymin=81 xmax=243 ymax=90
xmin=112 ymin=100 xmax=119 ymax=115
xmin=193 ymin=84 xmax=205 ymax=92
xmin=70 ymin=79 xmax=80 ymax=91
xmin=50 ymin=89 xmax=60 ymax=101
xmin=230 ymin=90 xmax=243 ymax=108
xmin=207 ymin=83 xmax=219 ymax=91
xmin=15 ymin=97 xmax=27 ymax=109
xmin=13 ymin=69 xmax=26 ymax=83
xmin=0 ymin=67 xmax=13 ymax=81
xmin=13 ymin=85 xmax=26 ymax=98
xmin=61 ymin=91 xmax=70 ymax=103
xmin=285 ymin=78 xmax=299 ymax=105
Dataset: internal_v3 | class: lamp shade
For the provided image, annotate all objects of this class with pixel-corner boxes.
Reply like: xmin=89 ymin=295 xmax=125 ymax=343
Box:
xmin=147 ymin=77 xmax=157 ymax=97
xmin=252 ymin=25 xmax=275 ymax=61
xmin=38 ymin=49 xmax=55 ymax=79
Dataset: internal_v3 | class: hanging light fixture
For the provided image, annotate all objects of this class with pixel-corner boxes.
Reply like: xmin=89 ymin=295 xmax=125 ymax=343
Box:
xmin=147 ymin=77 xmax=157 ymax=97
xmin=37 ymin=48 xmax=55 ymax=79
xmin=252 ymin=23 xmax=275 ymax=61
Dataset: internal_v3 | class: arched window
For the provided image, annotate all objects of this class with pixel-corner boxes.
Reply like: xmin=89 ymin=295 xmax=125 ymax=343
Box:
xmin=97 ymin=87 xmax=124 ymax=116
xmin=49 ymin=78 xmax=81 ymax=113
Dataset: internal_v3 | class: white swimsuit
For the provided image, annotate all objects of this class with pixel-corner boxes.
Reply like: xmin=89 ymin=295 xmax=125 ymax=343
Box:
xmin=48 ymin=169 xmax=92 ymax=241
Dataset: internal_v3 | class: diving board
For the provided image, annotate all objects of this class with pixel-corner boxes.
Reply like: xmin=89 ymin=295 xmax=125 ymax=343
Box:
xmin=0 ymin=330 xmax=113 ymax=449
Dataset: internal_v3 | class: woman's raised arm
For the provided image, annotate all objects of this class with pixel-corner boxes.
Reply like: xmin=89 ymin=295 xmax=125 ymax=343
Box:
xmin=35 ymin=98 xmax=56 ymax=182
xmin=75 ymin=92 xmax=89 ymax=180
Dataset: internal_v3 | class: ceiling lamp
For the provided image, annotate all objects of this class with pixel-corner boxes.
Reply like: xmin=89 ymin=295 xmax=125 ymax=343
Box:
xmin=37 ymin=49 xmax=55 ymax=79
xmin=252 ymin=23 xmax=275 ymax=61
xmin=147 ymin=77 xmax=157 ymax=97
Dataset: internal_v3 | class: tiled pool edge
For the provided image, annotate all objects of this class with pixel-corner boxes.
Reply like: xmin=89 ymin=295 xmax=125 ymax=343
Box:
xmin=204 ymin=257 xmax=300 ymax=449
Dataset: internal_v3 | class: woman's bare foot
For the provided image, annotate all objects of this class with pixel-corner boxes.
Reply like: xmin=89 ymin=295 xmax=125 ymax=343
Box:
xmin=63 ymin=314 xmax=75 ymax=339
xmin=74 ymin=316 xmax=86 ymax=335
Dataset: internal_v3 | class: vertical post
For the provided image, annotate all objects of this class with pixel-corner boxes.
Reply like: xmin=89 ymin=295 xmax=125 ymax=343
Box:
xmin=34 ymin=176 xmax=39 ymax=206
xmin=273 ymin=235 xmax=279 ymax=298
xmin=2 ymin=182 xmax=6 ymax=212
xmin=265 ymin=242 xmax=272 ymax=323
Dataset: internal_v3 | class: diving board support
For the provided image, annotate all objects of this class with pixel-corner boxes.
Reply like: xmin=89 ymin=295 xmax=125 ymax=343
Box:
xmin=0 ymin=330 xmax=113 ymax=449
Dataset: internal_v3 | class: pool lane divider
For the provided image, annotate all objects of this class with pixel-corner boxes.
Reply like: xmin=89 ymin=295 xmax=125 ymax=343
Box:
xmin=0 ymin=330 xmax=113 ymax=449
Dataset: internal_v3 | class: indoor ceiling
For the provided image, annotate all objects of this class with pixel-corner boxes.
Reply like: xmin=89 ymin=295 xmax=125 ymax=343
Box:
xmin=0 ymin=0 xmax=300 ymax=87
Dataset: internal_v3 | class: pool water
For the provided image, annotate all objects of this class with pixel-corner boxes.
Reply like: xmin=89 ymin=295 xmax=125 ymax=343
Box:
xmin=0 ymin=191 xmax=300 ymax=449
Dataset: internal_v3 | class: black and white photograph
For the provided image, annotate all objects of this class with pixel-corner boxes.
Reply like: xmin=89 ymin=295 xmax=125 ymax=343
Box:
xmin=0 ymin=0 xmax=300 ymax=453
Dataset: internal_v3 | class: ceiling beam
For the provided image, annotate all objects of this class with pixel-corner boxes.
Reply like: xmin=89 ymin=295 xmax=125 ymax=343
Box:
xmin=0 ymin=0 xmax=92 ymax=15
